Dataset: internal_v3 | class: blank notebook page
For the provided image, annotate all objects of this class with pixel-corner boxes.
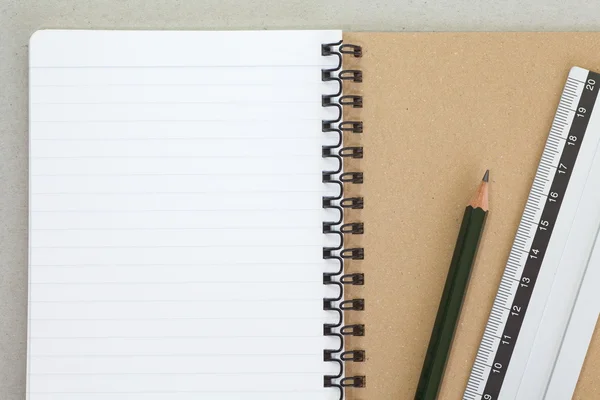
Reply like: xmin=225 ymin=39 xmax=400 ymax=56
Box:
xmin=28 ymin=30 xmax=342 ymax=400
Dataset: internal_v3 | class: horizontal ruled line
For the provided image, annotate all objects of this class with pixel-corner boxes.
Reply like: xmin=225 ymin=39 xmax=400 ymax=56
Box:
xmin=30 ymin=119 xmax=323 ymax=123
xmin=32 ymin=118 xmax=324 ymax=123
xmin=31 ymin=173 xmax=317 ymax=177
xmin=30 ymin=299 xmax=325 ymax=303
xmin=30 ymin=263 xmax=325 ymax=267
xmin=29 ymin=335 xmax=324 ymax=339
xmin=28 ymin=389 xmax=326 ymax=396
xmin=30 ymin=353 xmax=318 ymax=358
xmin=31 ymin=227 xmax=323 ymax=231
xmin=32 ymin=155 xmax=320 ymax=159
xmin=30 ymin=281 xmax=320 ymax=285
xmin=31 ymin=208 xmax=323 ymax=212
xmin=28 ymin=371 xmax=326 ymax=376
xmin=30 ymin=316 xmax=323 ymax=321
xmin=31 ymin=64 xmax=331 ymax=69
xmin=31 ymin=244 xmax=320 ymax=248
xmin=32 ymin=191 xmax=326 ymax=196
xmin=32 ymin=137 xmax=323 ymax=141
xmin=31 ymin=83 xmax=325 ymax=87
xmin=33 ymin=100 xmax=321 ymax=104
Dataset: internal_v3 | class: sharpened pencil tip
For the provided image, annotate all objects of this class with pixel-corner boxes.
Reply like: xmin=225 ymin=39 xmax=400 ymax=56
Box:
xmin=483 ymin=169 xmax=489 ymax=182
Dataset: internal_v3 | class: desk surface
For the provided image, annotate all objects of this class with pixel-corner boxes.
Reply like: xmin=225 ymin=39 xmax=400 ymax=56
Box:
xmin=2 ymin=1 xmax=600 ymax=398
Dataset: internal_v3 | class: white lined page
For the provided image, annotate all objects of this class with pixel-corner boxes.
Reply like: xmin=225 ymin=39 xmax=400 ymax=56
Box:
xmin=28 ymin=29 xmax=342 ymax=400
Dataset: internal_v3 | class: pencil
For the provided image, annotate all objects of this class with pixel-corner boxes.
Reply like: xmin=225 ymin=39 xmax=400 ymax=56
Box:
xmin=415 ymin=170 xmax=490 ymax=400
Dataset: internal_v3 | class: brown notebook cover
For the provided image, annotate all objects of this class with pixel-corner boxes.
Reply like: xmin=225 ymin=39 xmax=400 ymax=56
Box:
xmin=341 ymin=32 xmax=600 ymax=400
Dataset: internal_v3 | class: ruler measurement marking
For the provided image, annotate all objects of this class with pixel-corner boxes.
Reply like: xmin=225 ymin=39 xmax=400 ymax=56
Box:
xmin=490 ymin=305 xmax=505 ymax=314
xmin=513 ymin=238 xmax=529 ymax=248
xmin=477 ymin=353 xmax=490 ymax=362
xmin=472 ymin=369 xmax=486 ymax=376
xmin=478 ymin=70 xmax=600 ymax=399
xmin=523 ymin=207 xmax=538 ymax=216
xmin=481 ymin=337 xmax=494 ymax=346
xmin=554 ymin=115 xmax=568 ymax=124
xmin=553 ymin=120 xmax=568 ymax=128
xmin=498 ymin=287 xmax=512 ymax=295
xmin=531 ymin=185 xmax=545 ymax=193
xmin=515 ymin=231 xmax=530 ymax=239
xmin=530 ymin=188 xmax=544 ymax=197
xmin=517 ymin=224 xmax=532 ymax=232
xmin=515 ymin=237 xmax=528 ymax=246
xmin=554 ymin=111 xmax=569 ymax=119
xmin=538 ymin=166 xmax=552 ymax=179
xmin=536 ymin=170 xmax=550 ymax=180
xmin=520 ymin=216 xmax=534 ymax=225
xmin=537 ymin=168 xmax=551 ymax=177
xmin=559 ymin=104 xmax=574 ymax=110
xmin=540 ymin=155 xmax=555 ymax=163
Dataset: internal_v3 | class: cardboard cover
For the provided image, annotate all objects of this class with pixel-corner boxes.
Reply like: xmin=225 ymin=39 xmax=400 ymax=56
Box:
xmin=342 ymin=32 xmax=600 ymax=400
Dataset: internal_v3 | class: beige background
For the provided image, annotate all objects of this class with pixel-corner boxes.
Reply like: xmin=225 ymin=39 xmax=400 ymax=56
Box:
xmin=4 ymin=1 xmax=600 ymax=399
xmin=343 ymin=32 xmax=600 ymax=399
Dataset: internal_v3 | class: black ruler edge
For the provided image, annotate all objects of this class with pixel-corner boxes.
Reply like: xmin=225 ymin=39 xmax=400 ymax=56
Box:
xmin=482 ymin=70 xmax=600 ymax=399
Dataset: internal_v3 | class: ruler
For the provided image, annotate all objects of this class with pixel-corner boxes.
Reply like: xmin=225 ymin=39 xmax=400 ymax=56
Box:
xmin=464 ymin=66 xmax=600 ymax=400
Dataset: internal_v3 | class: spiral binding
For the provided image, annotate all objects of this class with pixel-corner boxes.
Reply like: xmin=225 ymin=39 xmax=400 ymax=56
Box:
xmin=321 ymin=40 xmax=365 ymax=399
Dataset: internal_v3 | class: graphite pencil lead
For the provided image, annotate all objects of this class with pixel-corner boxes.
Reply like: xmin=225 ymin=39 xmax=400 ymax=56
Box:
xmin=483 ymin=169 xmax=490 ymax=182
xmin=469 ymin=172 xmax=489 ymax=211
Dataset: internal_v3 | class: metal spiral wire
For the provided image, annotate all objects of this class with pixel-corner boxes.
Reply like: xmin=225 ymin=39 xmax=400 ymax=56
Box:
xmin=321 ymin=40 xmax=365 ymax=398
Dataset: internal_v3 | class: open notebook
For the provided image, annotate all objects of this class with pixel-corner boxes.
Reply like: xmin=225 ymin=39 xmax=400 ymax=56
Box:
xmin=29 ymin=30 xmax=600 ymax=400
xmin=28 ymin=30 xmax=365 ymax=399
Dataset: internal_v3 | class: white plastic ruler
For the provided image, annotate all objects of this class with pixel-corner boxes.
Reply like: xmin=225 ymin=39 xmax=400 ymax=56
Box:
xmin=464 ymin=66 xmax=600 ymax=400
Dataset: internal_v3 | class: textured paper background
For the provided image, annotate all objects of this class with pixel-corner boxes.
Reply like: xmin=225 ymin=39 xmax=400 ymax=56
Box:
xmin=342 ymin=32 xmax=600 ymax=400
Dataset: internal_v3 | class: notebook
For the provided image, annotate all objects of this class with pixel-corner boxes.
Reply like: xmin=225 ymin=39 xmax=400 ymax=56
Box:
xmin=28 ymin=30 xmax=357 ymax=400
xmin=28 ymin=30 xmax=600 ymax=400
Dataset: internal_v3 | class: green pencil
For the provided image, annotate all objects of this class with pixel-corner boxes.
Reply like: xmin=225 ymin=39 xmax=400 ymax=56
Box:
xmin=415 ymin=170 xmax=490 ymax=400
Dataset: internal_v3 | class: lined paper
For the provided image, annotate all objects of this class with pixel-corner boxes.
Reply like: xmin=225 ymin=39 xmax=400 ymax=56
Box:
xmin=28 ymin=30 xmax=343 ymax=400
